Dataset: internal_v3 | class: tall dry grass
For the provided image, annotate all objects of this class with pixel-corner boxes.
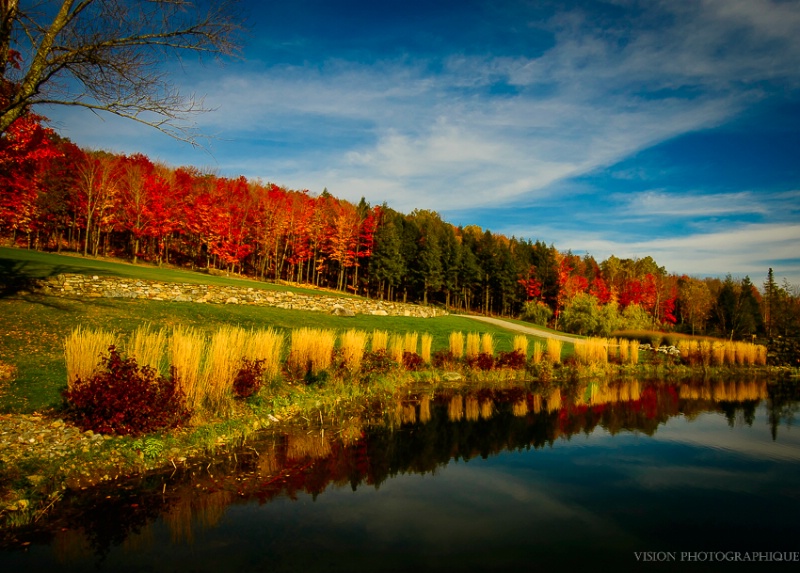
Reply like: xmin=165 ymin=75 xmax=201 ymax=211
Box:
xmin=699 ymin=340 xmax=712 ymax=367
xmin=421 ymin=333 xmax=433 ymax=364
xmin=125 ymin=324 xmax=168 ymax=375
xmin=202 ymin=326 xmax=249 ymax=413
xmin=605 ymin=337 xmax=617 ymax=362
xmin=64 ymin=326 xmax=117 ymax=390
xmin=546 ymin=338 xmax=562 ymax=363
xmin=512 ymin=335 xmax=529 ymax=357
xmin=289 ymin=328 xmax=336 ymax=374
xmin=340 ymin=329 xmax=368 ymax=371
xmin=388 ymin=334 xmax=405 ymax=365
xmin=169 ymin=326 xmax=206 ymax=411
xmin=619 ymin=338 xmax=630 ymax=363
xmin=244 ymin=328 xmax=284 ymax=378
xmin=371 ymin=329 xmax=389 ymax=353
xmin=711 ymin=342 xmax=726 ymax=366
xmin=574 ymin=338 xmax=608 ymax=365
xmin=465 ymin=333 xmax=481 ymax=360
xmin=480 ymin=333 xmax=495 ymax=356
xmin=531 ymin=342 xmax=543 ymax=364
xmin=404 ymin=332 xmax=419 ymax=354
xmin=724 ymin=342 xmax=736 ymax=365
xmin=628 ymin=340 xmax=640 ymax=365
xmin=449 ymin=331 xmax=464 ymax=359
xmin=756 ymin=344 xmax=767 ymax=365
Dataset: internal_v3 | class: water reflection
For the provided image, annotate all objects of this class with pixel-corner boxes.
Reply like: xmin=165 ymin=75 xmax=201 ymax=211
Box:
xmin=3 ymin=378 xmax=799 ymax=572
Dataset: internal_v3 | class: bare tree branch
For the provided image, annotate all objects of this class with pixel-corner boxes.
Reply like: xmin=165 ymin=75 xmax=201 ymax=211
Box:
xmin=0 ymin=0 xmax=242 ymax=144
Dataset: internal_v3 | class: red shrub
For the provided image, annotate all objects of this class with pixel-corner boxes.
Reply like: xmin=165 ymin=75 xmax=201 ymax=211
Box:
xmin=233 ymin=358 xmax=266 ymax=398
xmin=63 ymin=346 xmax=190 ymax=436
xmin=402 ymin=352 xmax=424 ymax=371
xmin=496 ymin=349 xmax=526 ymax=369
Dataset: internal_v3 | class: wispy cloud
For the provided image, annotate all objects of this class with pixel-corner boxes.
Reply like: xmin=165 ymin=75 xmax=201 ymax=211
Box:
xmin=618 ymin=190 xmax=771 ymax=218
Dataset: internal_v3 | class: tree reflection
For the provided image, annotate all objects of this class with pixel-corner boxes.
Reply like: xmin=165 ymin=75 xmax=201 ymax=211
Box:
xmin=8 ymin=377 xmax=792 ymax=563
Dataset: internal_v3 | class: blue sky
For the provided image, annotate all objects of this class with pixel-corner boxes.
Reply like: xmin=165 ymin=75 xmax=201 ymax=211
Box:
xmin=45 ymin=0 xmax=800 ymax=285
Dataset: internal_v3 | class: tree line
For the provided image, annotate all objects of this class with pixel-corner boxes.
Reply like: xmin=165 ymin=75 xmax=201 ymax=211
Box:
xmin=1 ymin=111 xmax=799 ymax=344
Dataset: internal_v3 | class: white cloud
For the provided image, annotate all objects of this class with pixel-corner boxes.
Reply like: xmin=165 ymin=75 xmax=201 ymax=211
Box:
xmin=619 ymin=190 xmax=771 ymax=218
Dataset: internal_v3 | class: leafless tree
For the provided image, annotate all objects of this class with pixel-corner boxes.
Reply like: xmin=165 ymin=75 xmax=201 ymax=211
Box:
xmin=0 ymin=0 xmax=240 ymax=142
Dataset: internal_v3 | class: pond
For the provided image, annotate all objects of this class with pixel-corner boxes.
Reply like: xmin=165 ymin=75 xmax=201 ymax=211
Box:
xmin=2 ymin=378 xmax=799 ymax=572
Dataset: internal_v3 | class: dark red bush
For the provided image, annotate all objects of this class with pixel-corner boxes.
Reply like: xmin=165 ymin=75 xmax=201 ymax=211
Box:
xmin=361 ymin=350 xmax=397 ymax=374
xmin=402 ymin=351 xmax=424 ymax=371
xmin=496 ymin=349 xmax=527 ymax=369
xmin=62 ymin=346 xmax=190 ymax=436
xmin=233 ymin=358 xmax=266 ymax=398
xmin=431 ymin=350 xmax=454 ymax=368
xmin=475 ymin=352 xmax=495 ymax=371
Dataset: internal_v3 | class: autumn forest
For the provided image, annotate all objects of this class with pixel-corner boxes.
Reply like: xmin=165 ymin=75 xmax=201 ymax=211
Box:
xmin=2 ymin=110 xmax=799 ymax=344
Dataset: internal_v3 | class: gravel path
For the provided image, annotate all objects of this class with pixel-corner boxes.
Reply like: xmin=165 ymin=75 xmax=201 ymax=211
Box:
xmin=460 ymin=315 xmax=581 ymax=343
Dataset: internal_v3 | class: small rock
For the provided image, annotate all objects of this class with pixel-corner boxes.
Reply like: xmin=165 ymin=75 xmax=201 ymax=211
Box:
xmin=331 ymin=305 xmax=355 ymax=317
xmin=442 ymin=372 xmax=463 ymax=382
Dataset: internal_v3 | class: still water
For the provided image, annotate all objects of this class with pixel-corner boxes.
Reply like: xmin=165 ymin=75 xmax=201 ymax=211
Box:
xmin=3 ymin=378 xmax=800 ymax=572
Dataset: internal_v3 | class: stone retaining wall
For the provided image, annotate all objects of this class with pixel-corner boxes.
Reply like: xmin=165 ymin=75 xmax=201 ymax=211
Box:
xmin=33 ymin=274 xmax=445 ymax=318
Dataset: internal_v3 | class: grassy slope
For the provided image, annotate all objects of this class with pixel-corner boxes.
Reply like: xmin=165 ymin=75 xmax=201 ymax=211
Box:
xmin=0 ymin=246 xmax=339 ymax=296
xmin=0 ymin=248 xmax=557 ymax=413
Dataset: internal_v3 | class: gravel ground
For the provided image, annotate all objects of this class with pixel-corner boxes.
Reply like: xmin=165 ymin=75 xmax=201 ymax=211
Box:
xmin=0 ymin=413 xmax=140 ymax=516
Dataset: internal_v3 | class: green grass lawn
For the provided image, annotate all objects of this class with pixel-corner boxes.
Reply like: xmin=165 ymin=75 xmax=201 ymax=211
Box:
xmin=0 ymin=246 xmax=338 ymax=296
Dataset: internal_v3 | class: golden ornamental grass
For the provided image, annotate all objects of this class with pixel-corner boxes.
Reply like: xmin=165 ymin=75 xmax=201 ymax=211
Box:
xmin=202 ymin=326 xmax=249 ymax=413
xmin=388 ymin=334 xmax=405 ymax=365
xmin=607 ymin=337 xmax=619 ymax=362
xmin=575 ymin=338 xmax=607 ymax=365
xmin=169 ymin=326 xmax=206 ymax=411
xmin=756 ymin=344 xmax=767 ymax=365
xmin=449 ymin=331 xmax=464 ymax=359
xmin=371 ymin=329 xmax=388 ymax=353
xmin=125 ymin=324 xmax=168 ymax=375
xmin=64 ymin=326 xmax=117 ymax=391
xmin=404 ymin=332 xmax=419 ymax=354
xmin=545 ymin=338 xmax=562 ymax=363
xmin=421 ymin=333 xmax=433 ymax=364
xmin=619 ymin=338 xmax=630 ymax=363
xmin=629 ymin=340 xmax=640 ymax=365
xmin=711 ymin=342 xmax=726 ymax=366
xmin=531 ymin=342 xmax=543 ymax=364
xmin=245 ymin=328 xmax=284 ymax=378
xmin=465 ymin=332 xmax=481 ymax=360
xmin=699 ymin=340 xmax=713 ymax=366
xmin=340 ymin=329 xmax=368 ymax=371
xmin=512 ymin=335 xmax=529 ymax=357
xmin=480 ymin=333 xmax=494 ymax=356
xmin=724 ymin=342 xmax=736 ymax=366
xmin=289 ymin=328 xmax=336 ymax=374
